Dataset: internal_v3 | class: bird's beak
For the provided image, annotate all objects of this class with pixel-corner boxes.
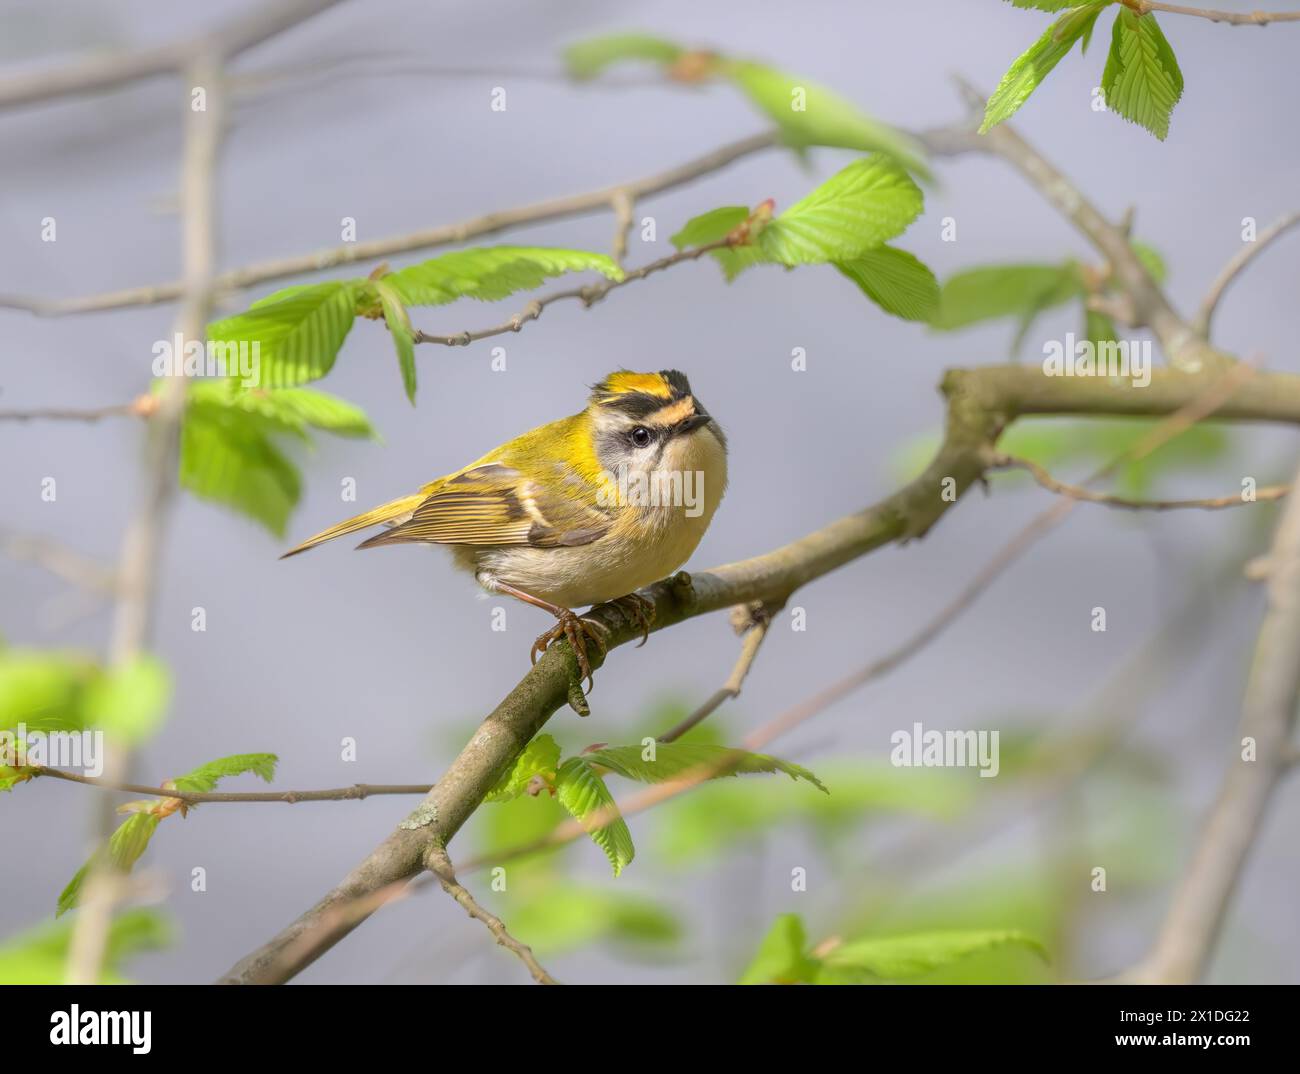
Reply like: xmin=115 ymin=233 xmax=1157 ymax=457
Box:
xmin=676 ymin=412 xmax=712 ymax=436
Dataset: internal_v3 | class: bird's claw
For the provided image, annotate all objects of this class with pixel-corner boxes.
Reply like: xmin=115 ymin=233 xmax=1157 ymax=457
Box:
xmin=531 ymin=610 xmax=608 ymax=693
xmin=611 ymin=593 xmax=655 ymax=647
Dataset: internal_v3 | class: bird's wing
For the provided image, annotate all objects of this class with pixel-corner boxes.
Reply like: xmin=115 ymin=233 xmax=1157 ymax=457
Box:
xmin=356 ymin=462 xmax=611 ymax=550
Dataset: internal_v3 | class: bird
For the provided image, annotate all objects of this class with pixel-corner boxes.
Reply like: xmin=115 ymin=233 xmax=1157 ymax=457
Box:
xmin=281 ymin=369 xmax=728 ymax=688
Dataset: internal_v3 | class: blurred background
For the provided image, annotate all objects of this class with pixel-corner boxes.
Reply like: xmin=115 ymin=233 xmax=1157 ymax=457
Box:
xmin=2 ymin=0 xmax=1298 ymax=984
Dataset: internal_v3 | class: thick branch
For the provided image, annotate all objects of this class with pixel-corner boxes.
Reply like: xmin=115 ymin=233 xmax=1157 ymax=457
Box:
xmin=218 ymin=363 xmax=1300 ymax=985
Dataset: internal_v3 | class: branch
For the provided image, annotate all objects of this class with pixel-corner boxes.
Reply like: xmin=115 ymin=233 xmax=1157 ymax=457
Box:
xmin=1195 ymin=211 xmax=1300 ymax=337
xmin=67 ymin=47 xmax=229 ymax=986
xmin=30 ymin=767 xmax=430 ymax=804
xmin=931 ymin=85 xmax=1221 ymax=373
xmin=0 ymin=395 xmax=156 ymax=424
xmin=989 ymin=452 xmax=1288 ymax=511
xmin=0 ymin=133 xmax=778 ymax=317
xmin=425 ymin=845 xmax=558 ymax=985
xmin=1119 ymin=0 xmax=1300 ymax=24
xmin=410 ymin=240 xmax=730 ymax=347
xmin=0 ymin=531 xmax=118 ymax=594
xmin=218 ymin=363 xmax=1300 ymax=985
xmin=1127 ymin=455 xmax=1300 ymax=983
xmin=0 ymin=0 xmax=346 ymax=110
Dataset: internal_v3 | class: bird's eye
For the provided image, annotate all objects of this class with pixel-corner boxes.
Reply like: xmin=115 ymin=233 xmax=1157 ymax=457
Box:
xmin=630 ymin=426 xmax=652 ymax=448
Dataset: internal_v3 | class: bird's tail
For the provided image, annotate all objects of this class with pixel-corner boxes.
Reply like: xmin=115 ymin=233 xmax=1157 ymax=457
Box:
xmin=280 ymin=493 xmax=425 ymax=559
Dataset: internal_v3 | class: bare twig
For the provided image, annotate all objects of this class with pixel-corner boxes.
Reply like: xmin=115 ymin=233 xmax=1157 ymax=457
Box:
xmin=425 ymin=845 xmax=558 ymax=985
xmin=67 ymin=47 xmax=229 ymax=986
xmin=658 ymin=602 xmax=776 ymax=744
xmin=1196 ymin=211 xmax=1300 ymax=337
xmin=0 ymin=134 xmax=778 ymax=317
xmin=0 ymin=396 xmax=154 ymax=423
xmin=30 ymin=767 xmax=431 ymax=804
xmin=1118 ymin=0 xmax=1300 ymax=24
xmin=610 ymin=188 xmax=636 ymax=265
xmin=989 ymin=452 xmax=1287 ymax=511
xmin=0 ymin=0 xmax=346 ymax=109
xmin=0 ymin=531 xmax=118 ymax=594
xmin=1127 ymin=454 xmax=1300 ymax=983
xmin=410 ymin=240 xmax=731 ymax=347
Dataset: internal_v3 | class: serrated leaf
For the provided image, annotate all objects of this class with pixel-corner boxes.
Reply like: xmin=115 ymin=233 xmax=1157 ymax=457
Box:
xmin=375 ymin=281 xmax=417 ymax=404
xmin=554 ymin=757 xmax=635 ymax=876
xmin=739 ymin=913 xmax=817 ymax=984
xmin=817 ymin=929 xmax=1047 ymax=981
xmin=836 ymin=245 xmax=940 ymax=322
xmin=170 ymin=752 xmax=278 ymax=794
xmin=57 ymin=812 xmax=162 ymax=916
xmin=82 ymin=656 xmax=170 ymax=745
xmin=181 ymin=390 xmax=302 ymax=536
xmin=562 ymin=33 xmax=684 ymax=80
xmin=584 ymin=741 xmax=828 ymax=793
xmin=208 ymin=280 xmax=359 ymax=389
xmin=669 ymin=206 xmax=749 ymax=251
xmin=218 ymin=385 xmax=377 ymax=439
xmin=1102 ymin=9 xmax=1183 ymax=140
xmin=0 ymin=908 xmax=171 ymax=984
xmin=1006 ymin=0 xmax=1079 ymax=10
xmin=485 ymin=734 xmax=561 ymax=802
xmin=933 ymin=263 xmax=1083 ymax=333
xmin=723 ymin=60 xmax=929 ymax=177
xmin=724 ymin=156 xmax=923 ymax=281
xmin=981 ymin=4 xmax=1107 ymax=132
xmin=383 ymin=246 xmax=622 ymax=308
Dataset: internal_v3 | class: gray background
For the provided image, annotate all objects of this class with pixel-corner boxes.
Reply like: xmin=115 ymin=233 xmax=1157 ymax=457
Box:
xmin=2 ymin=0 xmax=1297 ymax=983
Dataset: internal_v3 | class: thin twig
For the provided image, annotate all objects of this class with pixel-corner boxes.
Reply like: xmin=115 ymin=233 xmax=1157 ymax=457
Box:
xmin=989 ymin=452 xmax=1287 ymax=511
xmin=0 ymin=531 xmax=118 ymax=594
xmin=29 ymin=767 xmax=431 ymax=804
xmin=410 ymin=240 xmax=732 ymax=347
xmin=1119 ymin=0 xmax=1300 ymax=24
xmin=0 ymin=133 xmax=778 ymax=317
xmin=610 ymin=188 xmax=635 ymax=265
xmin=0 ymin=397 xmax=153 ymax=423
xmin=1196 ymin=211 xmax=1300 ymax=337
xmin=658 ymin=602 xmax=776 ymax=744
xmin=425 ymin=845 xmax=559 ymax=985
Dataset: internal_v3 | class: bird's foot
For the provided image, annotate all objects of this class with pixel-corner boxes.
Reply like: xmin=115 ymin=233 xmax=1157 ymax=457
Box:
xmin=610 ymin=593 xmax=656 ymax=647
xmin=531 ymin=609 xmax=608 ymax=693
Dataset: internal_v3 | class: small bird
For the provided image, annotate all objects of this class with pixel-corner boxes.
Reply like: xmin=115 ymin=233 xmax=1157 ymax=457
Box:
xmin=282 ymin=370 xmax=728 ymax=687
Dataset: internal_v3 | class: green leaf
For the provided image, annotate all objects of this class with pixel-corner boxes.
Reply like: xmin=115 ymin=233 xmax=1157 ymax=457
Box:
xmin=485 ymin=734 xmax=561 ymax=802
xmin=82 ymin=656 xmax=170 ymax=745
xmin=562 ymin=33 xmax=684 ymax=80
xmin=218 ymin=385 xmax=377 ymax=439
xmin=584 ymin=741 xmax=827 ymax=793
xmin=0 ymin=908 xmax=171 ymax=984
xmin=170 ymin=752 xmax=278 ymax=794
xmin=817 ymin=929 xmax=1047 ymax=981
xmin=1006 ymin=0 xmax=1081 ymax=10
xmin=933 ymin=263 xmax=1083 ymax=332
xmin=1102 ymin=9 xmax=1184 ymax=140
xmin=669 ymin=206 xmax=749 ymax=251
xmin=717 ymin=156 xmax=924 ymax=281
xmin=0 ymin=649 xmax=99 ymax=734
xmin=505 ymin=883 xmax=681 ymax=954
xmin=723 ymin=60 xmax=929 ymax=177
xmin=57 ymin=812 xmax=162 ymax=916
xmin=981 ymin=3 xmax=1108 ymax=132
xmin=383 ymin=246 xmax=622 ymax=308
xmin=739 ymin=913 xmax=816 ymax=984
xmin=836 ymin=245 xmax=940 ymax=322
xmin=554 ymin=757 xmax=635 ymax=876
xmin=181 ymin=389 xmax=302 ymax=536
xmin=375 ymin=280 xmax=417 ymax=404
xmin=208 ymin=280 xmax=359 ymax=389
